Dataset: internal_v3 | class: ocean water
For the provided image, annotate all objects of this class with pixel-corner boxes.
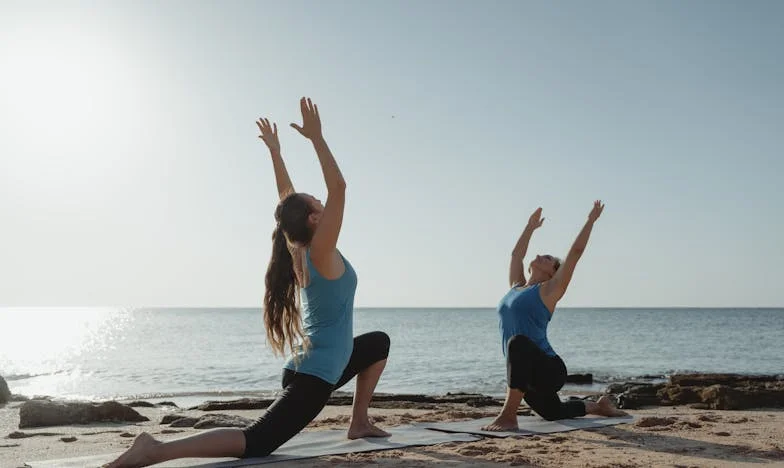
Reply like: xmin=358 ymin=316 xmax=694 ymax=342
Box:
xmin=1 ymin=307 xmax=782 ymax=403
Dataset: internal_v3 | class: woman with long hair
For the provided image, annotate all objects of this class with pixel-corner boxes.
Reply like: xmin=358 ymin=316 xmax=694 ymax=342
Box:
xmin=105 ymin=98 xmax=390 ymax=467
xmin=483 ymin=201 xmax=627 ymax=431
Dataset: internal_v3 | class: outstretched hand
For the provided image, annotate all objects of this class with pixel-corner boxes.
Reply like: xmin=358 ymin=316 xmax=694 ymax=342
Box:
xmin=528 ymin=207 xmax=545 ymax=230
xmin=256 ymin=118 xmax=280 ymax=154
xmin=588 ymin=200 xmax=604 ymax=223
xmin=290 ymin=97 xmax=322 ymax=140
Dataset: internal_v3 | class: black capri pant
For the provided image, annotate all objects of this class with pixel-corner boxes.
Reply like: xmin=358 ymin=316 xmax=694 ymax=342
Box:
xmin=242 ymin=331 xmax=390 ymax=458
xmin=506 ymin=334 xmax=586 ymax=421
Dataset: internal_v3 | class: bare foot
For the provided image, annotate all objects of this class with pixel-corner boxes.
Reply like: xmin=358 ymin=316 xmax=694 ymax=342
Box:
xmin=347 ymin=420 xmax=391 ymax=439
xmin=595 ymin=396 xmax=629 ymax=417
xmin=103 ymin=432 xmax=160 ymax=468
xmin=481 ymin=414 xmax=518 ymax=432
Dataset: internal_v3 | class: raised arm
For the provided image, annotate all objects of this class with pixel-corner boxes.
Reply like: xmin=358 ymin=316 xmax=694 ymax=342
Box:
xmin=509 ymin=207 xmax=545 ymax=287
xmin=290 ymin=97 xmax=346 ymax=271
xmin=257 ymin=117 xmax=295 ymax=200
xmin=542 ymin=200 xmax=604 ymax=304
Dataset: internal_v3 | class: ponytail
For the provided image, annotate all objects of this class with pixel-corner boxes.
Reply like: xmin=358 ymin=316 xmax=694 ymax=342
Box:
xmin=263 ymin=225 xmax=307 ymax=358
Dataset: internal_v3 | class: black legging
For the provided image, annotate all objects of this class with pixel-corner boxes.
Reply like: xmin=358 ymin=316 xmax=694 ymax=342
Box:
xmin=242 ymin=331 xmax=391 ymax=458
xmin=506 ymin=334 xmax=586 ymax=421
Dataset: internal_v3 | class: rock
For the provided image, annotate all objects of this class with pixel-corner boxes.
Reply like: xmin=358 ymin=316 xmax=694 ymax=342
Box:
xmin=193 ymin=414 xmax=253 ymax=429
xmin=0 ymin=376 xmax=10 ymax=405
xmin=658 ymin=385 xmax=702 ymax=405
xmin=19 ymin=400 xmax=149 ymax=429
xmin=192 ymin=393 xmax=502 ymax=411
xmin=611 ymin=374 xmax=784 ymax=410
xmin=699 ymin=385 xmax=746 ymax=410
xmin=566 ymin=374 xmax=593 ymax=384
xmin=60 ymin=436 xmax=77 ymax=443
xmin=126 ymin=401 xmax=156 ymax=408
xmin=697 ymin=413 xmax=720 ymax=422
xmin=670 ymin=373 xmax=782 ymax=387
xmin=157 ymin=401 xmax=178 ymax=407
xmin=636 ymin=416 xmax=677 ymax=428
xmin=120 ymin=432 xmax=135 ymax=438
xmin=7 ymin=431 xmax=63 ymax=439
xmin=606 ymin=381 xmax=656 ymax=395
xmin=617 ymin=384 xmax=666 ymax=409
xmin=191 ymin=398 xmax=273 ymax=411
xmin=161 ymin=414 xmax=186 ymax=424
xmin=160 ymin=429 xmax=182 ymax=434
xmin=678 ymin=420 xmax=702 ymax=429
xmin=169 ymin=417 xmax=200 ymax=428
xmin=605 ymin=383 xmax=631 ymax=394
xmin=689 ymin=403 xmax=712 ymax=410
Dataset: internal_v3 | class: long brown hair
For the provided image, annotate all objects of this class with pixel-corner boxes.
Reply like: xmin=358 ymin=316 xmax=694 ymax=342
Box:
xmin=263 ymin=193 xmax=315 ymax=357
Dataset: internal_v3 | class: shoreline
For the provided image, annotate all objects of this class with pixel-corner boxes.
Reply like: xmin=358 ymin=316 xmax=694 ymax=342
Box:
xmin=2 ymin=372 xmax=668 ymax=406
xmin=2 ymin=398 xmax=783 ymax=467
xmin=2 ymin=373 xmax=784 ymax=467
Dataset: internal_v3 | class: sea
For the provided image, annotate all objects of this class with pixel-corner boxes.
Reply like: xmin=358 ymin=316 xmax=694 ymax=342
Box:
xmin=1 ymin=308 xmax=782 ymax=406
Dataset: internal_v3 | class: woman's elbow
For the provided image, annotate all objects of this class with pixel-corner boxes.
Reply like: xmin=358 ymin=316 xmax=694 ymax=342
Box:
xmin=329 ymin=177 xmax=347 ymax=192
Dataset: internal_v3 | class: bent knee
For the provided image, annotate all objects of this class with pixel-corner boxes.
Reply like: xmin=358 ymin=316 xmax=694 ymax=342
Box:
xmin=540 ymin=412 xmax=563 ymax=422
xmin=370 ymin=330 xmax=391 ymax=359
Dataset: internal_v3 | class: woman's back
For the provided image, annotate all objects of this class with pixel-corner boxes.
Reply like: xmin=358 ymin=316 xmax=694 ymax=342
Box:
xmin=285 ymin=249 xmax=357 ymax=384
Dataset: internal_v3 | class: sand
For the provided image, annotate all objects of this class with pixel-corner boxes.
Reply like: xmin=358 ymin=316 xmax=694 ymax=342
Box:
xmin=2 ymin=400 xmax=783 ymax=467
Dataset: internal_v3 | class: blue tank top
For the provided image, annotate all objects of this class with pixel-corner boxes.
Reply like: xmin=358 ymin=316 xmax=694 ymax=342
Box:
xmin=497 ymin=284 xmax=556 ymax=357
xmin=283 ymin=249 xmax=357 ymax=385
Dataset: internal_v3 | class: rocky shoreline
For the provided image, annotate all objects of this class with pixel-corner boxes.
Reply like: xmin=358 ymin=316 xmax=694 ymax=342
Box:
xmin=610 ymin=373 xmax=784 ymax=410
xmin=3 ymin=373 xmax=784 ymax=468
xmin=1 ymin=373 xmax=782 ymax=430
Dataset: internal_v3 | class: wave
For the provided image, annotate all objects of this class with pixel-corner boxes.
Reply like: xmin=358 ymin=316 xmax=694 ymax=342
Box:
xmin=117 ymin=389 xmax=279 ymax=400
xmin=2 ymin=371 xmax=68 ymax=381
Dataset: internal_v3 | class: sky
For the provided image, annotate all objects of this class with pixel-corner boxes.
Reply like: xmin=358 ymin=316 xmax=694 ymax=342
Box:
xmin=0 ymin=0 xmax=782 ymax=308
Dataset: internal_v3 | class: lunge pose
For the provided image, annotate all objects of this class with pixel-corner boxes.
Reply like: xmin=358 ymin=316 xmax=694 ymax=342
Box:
xmin=483 ymin=201 xmax=626 ymax=431
xmin=106 ymin=98 xmax=390 ymax=467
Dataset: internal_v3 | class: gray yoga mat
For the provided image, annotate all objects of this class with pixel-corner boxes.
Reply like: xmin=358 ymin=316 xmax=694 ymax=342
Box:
xmin=25 ymin=424 xmax=480 ymax=467
xmin=424 ymin=415 xmax=637 ymax=438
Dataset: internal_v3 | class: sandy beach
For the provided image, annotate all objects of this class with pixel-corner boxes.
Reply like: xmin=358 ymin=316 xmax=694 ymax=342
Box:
xmin=2 ymin=396 xmax=783 ymax=468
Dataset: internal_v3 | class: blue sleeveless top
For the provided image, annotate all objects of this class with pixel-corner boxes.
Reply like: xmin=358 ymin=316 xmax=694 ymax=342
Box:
xmin=283 ymin=249 xmax=357 ymax=384
xmin=497 ymin=283 xmax=556 ymax=357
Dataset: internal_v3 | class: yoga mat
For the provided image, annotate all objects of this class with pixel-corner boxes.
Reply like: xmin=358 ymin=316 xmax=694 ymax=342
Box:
xmin=25 ymin=424 xmax=480 ymax=467
xmin=424 ymin=415 xmax=637 ymax=438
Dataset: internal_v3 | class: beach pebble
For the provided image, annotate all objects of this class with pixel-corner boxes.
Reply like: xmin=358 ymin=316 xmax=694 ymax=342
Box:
xmin=697 ymin=414 xmax=720 ymax=422
xmin=60 ymin=436 xmax=77 ymax=443
xmin=7 ymin=431 xmax=62 ymax=439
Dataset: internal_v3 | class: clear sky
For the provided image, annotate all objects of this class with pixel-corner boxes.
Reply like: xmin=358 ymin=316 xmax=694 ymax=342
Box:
xmin=1 ymin=0 xmax=782 ymax=308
